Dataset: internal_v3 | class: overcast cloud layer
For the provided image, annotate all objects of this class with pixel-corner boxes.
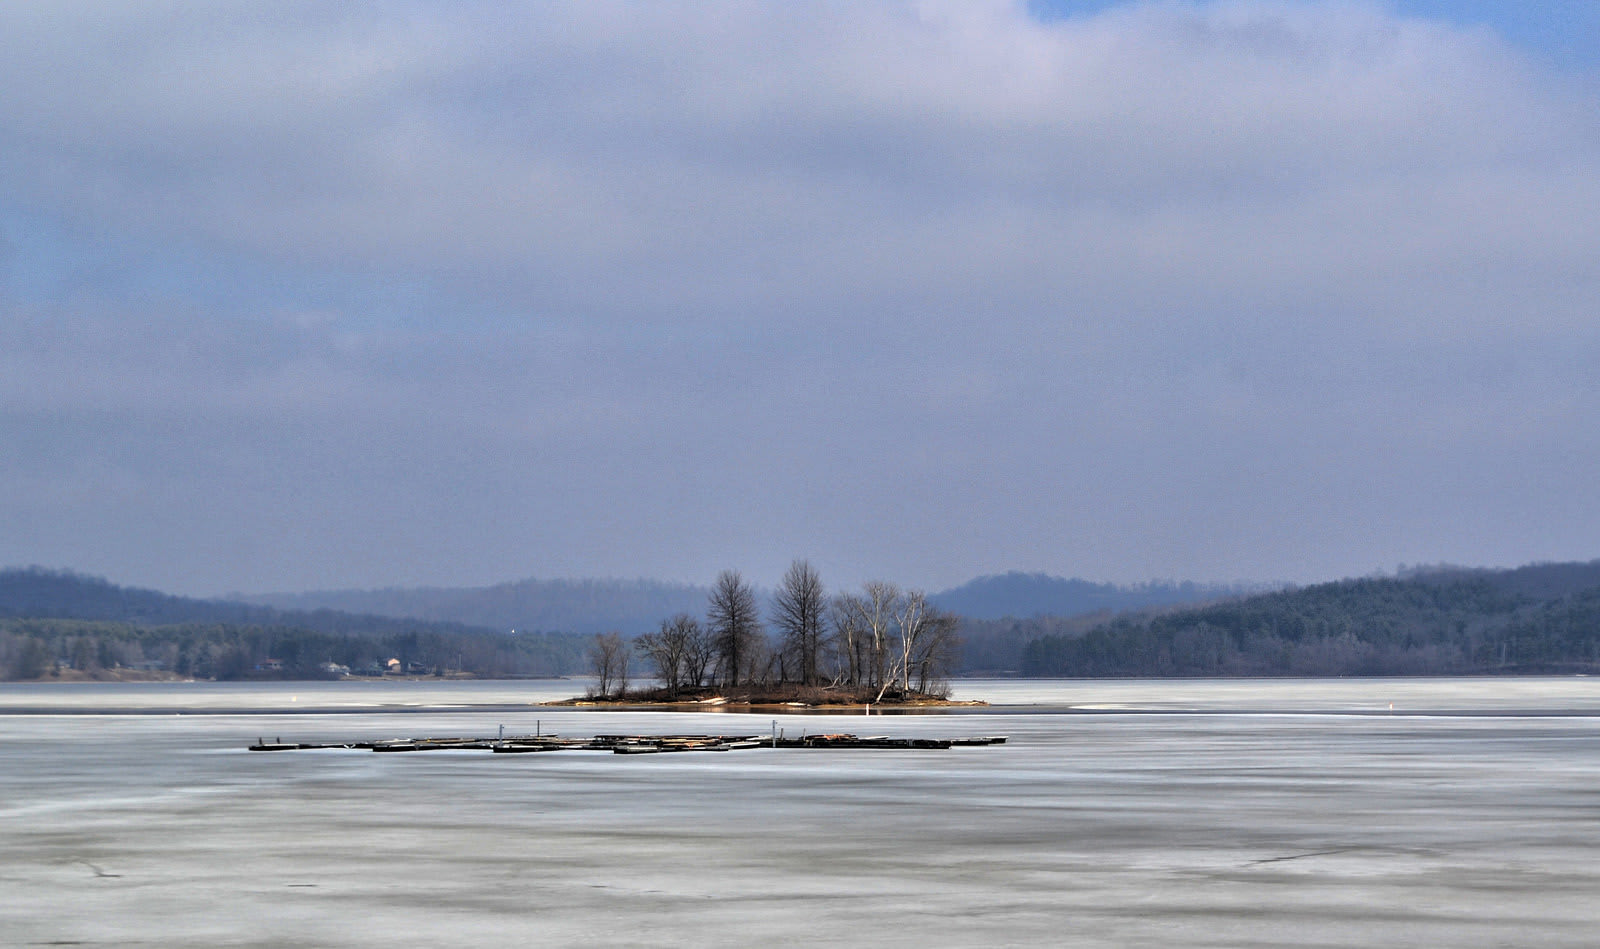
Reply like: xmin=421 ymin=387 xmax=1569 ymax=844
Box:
xmin=2 ymin=1 xmax=1597 ymax=596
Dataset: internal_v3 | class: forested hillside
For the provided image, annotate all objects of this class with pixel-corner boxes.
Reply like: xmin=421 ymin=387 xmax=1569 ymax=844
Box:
xmin=0 ymin=568 xmax=589 ymax=680
xmin=0 ymin=567 xmax=495 ymax=638
xmin=1022 ymin=562 xmax=1600 ymax=676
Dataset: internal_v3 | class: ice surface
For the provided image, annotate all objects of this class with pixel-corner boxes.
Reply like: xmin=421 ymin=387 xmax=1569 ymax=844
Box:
xmin=3 ymin=678 xmax=1598 ymax=947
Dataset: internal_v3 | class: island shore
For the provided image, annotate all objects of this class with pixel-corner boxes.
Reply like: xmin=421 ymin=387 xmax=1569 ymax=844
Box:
xmin=545 ymin=685 xmax=984 ymax=711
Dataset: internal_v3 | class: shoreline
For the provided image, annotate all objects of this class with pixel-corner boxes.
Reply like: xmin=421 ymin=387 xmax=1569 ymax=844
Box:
xmin=545 ymin=691 xmax=986 ymax=711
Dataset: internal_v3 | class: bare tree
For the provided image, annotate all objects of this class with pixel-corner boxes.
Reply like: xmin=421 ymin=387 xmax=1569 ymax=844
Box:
xmin=771 ymin=560 xmax=826 ymax=686
xmin=887 ymin=590 xmax=932 ymax=698
xmin=830 ymin=593 xmax=866 ymax=687
xmin=861 ymin=581 xmax=899 ymax=689
xmin=831 ymin=581 xmax=900 ymax=690
xmin=588 ymin=631 xmax=628 ymax=698
xmin=748 ymin=635 xmax=778 ymax=686
xmin=909 ymin=607 xmax=960 ymax=695
xmin=683 ymin=616 xmax=716 ymax=689
xmin=816 ymin=583 xmax=965 ymax=700
xmin=877 ymin=590 xmax=960 ymax=699
xmin=707 ymin=570 xmax=763 ymax=687
xmin=635 ymin=613 xmax=700 ymax=697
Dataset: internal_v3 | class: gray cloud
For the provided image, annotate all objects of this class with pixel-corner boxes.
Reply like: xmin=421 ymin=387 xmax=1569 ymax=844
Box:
xmin=1 ymin=2 xmax=1597 ymax=594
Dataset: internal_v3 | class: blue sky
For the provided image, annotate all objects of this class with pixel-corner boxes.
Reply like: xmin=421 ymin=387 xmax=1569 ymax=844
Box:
xmin=1387 ymin=0 xmax=1600 ymax=69
xmin=2 ymin=2 xmax=1597 ymax=596
xmin=1030 ymin=1 xmax=1600 ymax=70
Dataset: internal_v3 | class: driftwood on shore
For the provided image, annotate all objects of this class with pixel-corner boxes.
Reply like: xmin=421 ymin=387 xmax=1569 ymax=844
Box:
xmin=248 ymin=732 xmax=1008 ymax=754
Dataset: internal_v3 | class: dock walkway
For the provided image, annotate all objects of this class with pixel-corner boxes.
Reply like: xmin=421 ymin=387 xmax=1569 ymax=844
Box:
xmin=249 ymin=732 xmax=1008 ymax=754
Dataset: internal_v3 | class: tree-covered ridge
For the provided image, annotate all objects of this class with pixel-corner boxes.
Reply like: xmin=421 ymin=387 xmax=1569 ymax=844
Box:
xmin=0 ymin=616 xmax=590 ymax=681
xmin=0 ymin=567 xmax=497 ymax=638
xmin=1022 ymin=563 xmax=1600 ymax=676
xmin=0 ymin=569 xmax=591 ymax=680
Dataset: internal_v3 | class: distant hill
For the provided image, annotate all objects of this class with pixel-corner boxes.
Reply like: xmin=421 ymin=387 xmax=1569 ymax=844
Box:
xmin=1022 ymin=560 xmax=1600 ymax=677
xmin=237 ymin=577 xmax=711 ymax=636
xmin=0 ymin=566 xmax=496 ymax=638
xmin=0 ymin=567 xmax=591 ymax=680
xmin=240 ymin=572 xmax=1244 ymax=639
xmin=930 ymin=572 xmax=1257 ymax=620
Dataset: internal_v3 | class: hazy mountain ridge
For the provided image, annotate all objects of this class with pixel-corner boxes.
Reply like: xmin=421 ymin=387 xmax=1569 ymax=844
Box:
xmin=237 ymin=577 xmax=712 ymax=637
xmin=930 ymin=572 xmax=1265 ymax=621
xmin=240 ymin=571 xmax=1242 ymax=635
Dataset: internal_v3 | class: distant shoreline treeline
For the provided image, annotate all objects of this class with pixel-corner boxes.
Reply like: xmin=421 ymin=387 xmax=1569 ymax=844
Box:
xmin=3 ymin=561 xmax=1600 ymax=681
xmin=0 ymin=615 xmax=590 ymax=681
xmin=0 ymin=568 xmax=590 ymax=680
xmin=1018 ymin=563 xmax=1600 ymax=676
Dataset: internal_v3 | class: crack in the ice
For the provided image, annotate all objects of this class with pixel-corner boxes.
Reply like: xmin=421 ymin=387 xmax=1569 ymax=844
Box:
xmin=1247 ymin=848 xmax=1354 ymax=865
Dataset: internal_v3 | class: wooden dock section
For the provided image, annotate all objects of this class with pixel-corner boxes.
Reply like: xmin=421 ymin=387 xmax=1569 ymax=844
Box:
xmin=248 ymin=733 xmax=1008 ymax=754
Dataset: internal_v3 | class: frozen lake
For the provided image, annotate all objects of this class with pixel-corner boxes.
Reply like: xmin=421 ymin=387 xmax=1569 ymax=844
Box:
xmin=3 ymin=678 xmax=1599 ymax=947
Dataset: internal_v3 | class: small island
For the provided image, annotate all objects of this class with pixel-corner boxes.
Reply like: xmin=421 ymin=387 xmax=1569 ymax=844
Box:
xmin=546 ymin=684 xmax=984 ymax=711
xmin=557 ymin=567 xmax=971 ymax=710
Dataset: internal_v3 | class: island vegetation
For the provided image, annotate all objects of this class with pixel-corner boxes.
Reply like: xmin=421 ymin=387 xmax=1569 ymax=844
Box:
xmin=570 ymin=563 xmax=965 ymax=707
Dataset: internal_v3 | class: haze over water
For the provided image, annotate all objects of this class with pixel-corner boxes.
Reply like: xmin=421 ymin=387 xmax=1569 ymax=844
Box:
xmin=3 ymin=678 xmax=1598 ymax=947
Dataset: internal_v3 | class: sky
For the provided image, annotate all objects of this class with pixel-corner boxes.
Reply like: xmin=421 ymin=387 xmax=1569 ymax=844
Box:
xmin=1 ymin=1 xmax=1597 ymax=597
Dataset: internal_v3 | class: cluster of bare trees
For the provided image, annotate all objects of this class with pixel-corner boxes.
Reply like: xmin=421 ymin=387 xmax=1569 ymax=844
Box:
xmin=630 ymin=613 xmax=714 ymax=698
xmin=831 ymin=582 xmax=960 ymax=700
xmin=588 ymin=561 xmax=959 ymax=700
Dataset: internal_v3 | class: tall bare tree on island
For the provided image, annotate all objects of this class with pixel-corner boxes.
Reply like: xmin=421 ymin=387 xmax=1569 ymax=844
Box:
xmin=772 ymin=559 xmax=826 ymax=686
xmin=588 ymin=631 xmax=628 ymax=698
xmin=830 ymin=582 xmax=960 ymax=698
xmin=708 ymin=570 xmax=762 ymax=687
xmin=884 ymin=591 xmax=959 ymax=700
xmin=634 ymin=616 xmax=684 ymax=697
xmin=830 ymin=594 xmax=865 ymax=687
xmin=831 ymin=581 xmax=899 ymax=689
xmin=909 ymin=606 xmax=959 ymax=695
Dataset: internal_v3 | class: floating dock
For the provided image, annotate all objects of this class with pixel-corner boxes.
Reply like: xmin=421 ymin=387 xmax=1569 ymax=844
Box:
xmin=248 ymin=732 xmax=1008 ymax=754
